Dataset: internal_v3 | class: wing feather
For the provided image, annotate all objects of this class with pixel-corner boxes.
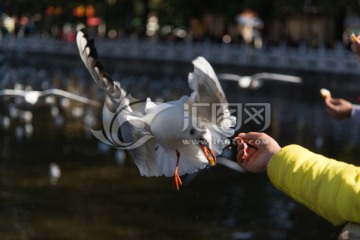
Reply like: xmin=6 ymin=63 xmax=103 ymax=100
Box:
xmin=76 ymin=29 xmax=126 ymax=107
xmin=188 ymin=56 xmax=236 ymax=129
xmin=189 ymin=56 xmax=227 ymax=106
xmin=0 ymin=89 xmax=26 ymax=97
xmin=76 ymin=29 xmax=162 ymax=177
xmin=188 ymin=57 xmax=236 ymax=155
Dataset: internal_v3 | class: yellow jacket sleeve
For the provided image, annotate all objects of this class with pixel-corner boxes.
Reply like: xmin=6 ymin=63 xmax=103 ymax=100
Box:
xmin=267 ymin=144 xmax=360 ymax=225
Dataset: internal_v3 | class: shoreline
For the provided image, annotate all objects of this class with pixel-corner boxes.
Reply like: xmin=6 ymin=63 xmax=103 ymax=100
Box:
xmin=1 ymin=36 xmax=360 ymax=76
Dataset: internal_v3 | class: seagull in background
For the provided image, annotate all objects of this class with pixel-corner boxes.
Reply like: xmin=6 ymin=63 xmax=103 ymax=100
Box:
xmin=49 ymin=162 xmax=61 ymax=186
xmin=217 ymin=72 xmax=302 ymax=89
xmin=0 ymin=88 xmax=101 ymax=107
xmin=76 ymin=29 xmax=236 ymax=190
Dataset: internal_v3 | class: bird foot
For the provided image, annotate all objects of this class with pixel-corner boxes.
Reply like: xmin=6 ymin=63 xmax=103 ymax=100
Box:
xmin=173 ymin=171 xmax=182 ymax=190
xmin=173 ymin=149 xmax=182 ymax=190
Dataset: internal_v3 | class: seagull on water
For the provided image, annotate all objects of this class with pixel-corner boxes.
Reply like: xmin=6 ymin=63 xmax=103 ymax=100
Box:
xmin=0 ymin=88 xmax=101 ymax=107
xmin=76 ymin=29 xmax=236 ymax=190
xmin=217 ymin=72 xmax=302 ymax=89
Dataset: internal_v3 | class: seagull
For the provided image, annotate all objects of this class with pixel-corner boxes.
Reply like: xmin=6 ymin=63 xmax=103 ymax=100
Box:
xmin=49 ymin=162 xmax=61 ymax=186
xmin=76 ymin=29 xmax=236 ymax=190
xmin=217 ymin=72 xmax=302 ymax=89
xmin=0 ymin=88 xmax=101 ymax=107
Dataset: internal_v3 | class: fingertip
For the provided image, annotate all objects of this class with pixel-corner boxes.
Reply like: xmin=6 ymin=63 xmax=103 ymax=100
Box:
xmin=237 ymin=132 xmax=247 ymax=138
xmin=234 ymin=136 xmax=243 ymax=145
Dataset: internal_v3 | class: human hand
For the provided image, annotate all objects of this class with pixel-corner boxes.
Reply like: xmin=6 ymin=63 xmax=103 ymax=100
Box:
xmin=234 ymin=132 xmax=281 ymax=173
xmin=324 ymin=97 xmax=352 ymax=120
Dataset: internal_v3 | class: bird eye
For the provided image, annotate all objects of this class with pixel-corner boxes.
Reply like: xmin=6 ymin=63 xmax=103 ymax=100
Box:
xmin=190 ymin=128 xmax=195 ymax=135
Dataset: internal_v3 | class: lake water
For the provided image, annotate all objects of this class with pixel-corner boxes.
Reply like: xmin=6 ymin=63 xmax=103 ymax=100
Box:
xmin=1 ymin=52 xmax=360 ymax=239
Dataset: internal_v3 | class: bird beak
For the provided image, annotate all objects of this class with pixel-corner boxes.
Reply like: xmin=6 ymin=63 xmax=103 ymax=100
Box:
xmin=200 ymin=142 xmax=216 ymax=166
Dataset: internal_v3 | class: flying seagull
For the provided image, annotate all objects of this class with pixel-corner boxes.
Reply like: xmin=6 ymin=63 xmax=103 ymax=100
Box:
xmin=76 ymin=29 xmax=236 ymax=190
xmin=217 ymin=72 xmax=302 ymax=89
xmin=0 ymin=88 xmax=101 ymax=107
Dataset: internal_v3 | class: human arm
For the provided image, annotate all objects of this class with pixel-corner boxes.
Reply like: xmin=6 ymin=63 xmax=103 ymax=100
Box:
xmin=235 ymin=132 xmax=360 ymax=225
xmin=324 ymin=97 xmax=352 ymax=120
xmin=269 ymin=144 xmax=360 ymax=225
xmin=351 ymin=104 xmax=360 ymax=123
xmin=324 ymin=97 xmax=360 ymax=123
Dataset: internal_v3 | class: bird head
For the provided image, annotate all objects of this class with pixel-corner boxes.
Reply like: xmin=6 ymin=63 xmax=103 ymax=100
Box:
xmin=183 ymin=125 xmax=216 ymax=166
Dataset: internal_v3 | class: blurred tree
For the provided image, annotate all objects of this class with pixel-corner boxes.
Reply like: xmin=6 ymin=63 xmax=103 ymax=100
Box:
xmin=317 ymin=0 xmax=360 ymax=16
xmin=147 ymin=0 xmax=242 ymax=28
xmin=1 ymin=0 xmax=360 ymax=41
xmin=101 ymin=0 xmax=135 ymax=30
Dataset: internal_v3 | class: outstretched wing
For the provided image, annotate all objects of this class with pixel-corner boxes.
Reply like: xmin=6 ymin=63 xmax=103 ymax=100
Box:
xmin=76 ymin=29 xmax=126 ymax=107
xmin=251 ymin=72 xmax=302 ymax=83
xmin=76 ymin=29 xmax=159 ymax=176
xmin=41 ymin=88 xmax=101 ymax=107
xmin=189 ymin=56 xmax=227 ymax=106
xmin=188 ymin=56 xmax=236 ymax=154
xmin=0 ymin=89 xmax=26 ymax=97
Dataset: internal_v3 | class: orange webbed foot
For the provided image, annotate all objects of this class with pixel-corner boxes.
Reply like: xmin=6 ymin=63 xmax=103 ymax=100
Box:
xmin=173 ymin=149 xmax=182 ymax=190
xmin=173 ymin=169 xmax=182 ymax=190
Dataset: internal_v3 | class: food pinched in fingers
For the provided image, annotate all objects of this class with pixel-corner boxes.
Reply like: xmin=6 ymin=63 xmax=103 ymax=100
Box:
xmin=320 ymin=88 xmax=331 ymax=99
xmin=236 ymin=137 xmax=258 ymax=160
xmin=240 ymin=138 xmax=248 ymax=159
xmin=350 ymin=33 xmax=360 ymax=44
xmin=351 ymin=33 xmax=357 ymax=42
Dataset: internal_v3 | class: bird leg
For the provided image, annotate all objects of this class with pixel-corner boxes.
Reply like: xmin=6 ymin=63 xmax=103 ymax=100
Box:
xmin=173 ymin=149 xmax=182 ymax=190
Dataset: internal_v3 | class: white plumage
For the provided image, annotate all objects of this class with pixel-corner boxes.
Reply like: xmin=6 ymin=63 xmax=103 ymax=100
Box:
xmin=76 ymin=29 xmax=236 ymax=189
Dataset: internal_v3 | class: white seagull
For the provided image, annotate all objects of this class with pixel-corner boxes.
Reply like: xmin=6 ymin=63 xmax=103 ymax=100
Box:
xmin=0 ymin=88 xmax=101 ymax=107
xmin=76 ymin=29 xmax=236 ymax=189
xmin=217 ymin=72 xmax=302 ymax=89
xmin=49 ymin=162 xmax=61 ymax=185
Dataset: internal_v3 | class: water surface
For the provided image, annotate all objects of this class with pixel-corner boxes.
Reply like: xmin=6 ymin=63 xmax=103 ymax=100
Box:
xmin=1 ymin=54 xmax=359 ymax=239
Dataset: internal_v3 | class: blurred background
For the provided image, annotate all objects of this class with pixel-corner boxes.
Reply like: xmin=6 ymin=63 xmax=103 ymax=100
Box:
xmin=1 ymin=1 xmax=360 ymax=239
xmin=1 ymin=0 xmax=360 ymax=47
